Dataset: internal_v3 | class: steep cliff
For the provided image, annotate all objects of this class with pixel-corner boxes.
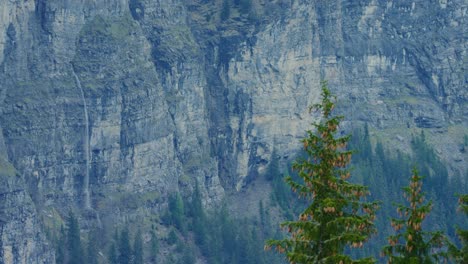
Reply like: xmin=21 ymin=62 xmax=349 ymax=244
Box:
xmin=0 ymin=0 xmax=466 ymax=262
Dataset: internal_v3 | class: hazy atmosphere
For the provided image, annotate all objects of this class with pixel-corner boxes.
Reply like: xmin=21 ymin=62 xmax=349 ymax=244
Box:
xmin=0 ymin=0 xmax=466 ymax=263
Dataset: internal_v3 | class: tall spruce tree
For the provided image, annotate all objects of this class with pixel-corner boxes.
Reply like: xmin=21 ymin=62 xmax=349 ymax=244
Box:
xmin=168 ymin=192 xmax=185 ymax=232
xmin=382 ymin=169 xmax=448 ymax=263
xmin=221 ymin=0 xmax=230 ymax=20
xmin=66 ymin=211 xmax=83 ymax=264
xmin=56 ymin=225 xmax=66 ymax=264
xmin=266 ymin=82 xmax=379 ymax=263
xmin=150 ymin=230 xmax=159 ymax=262
xmin=133 ymin=229 xmax=144 ymax=264
xmin=118 ymin=226 xmax=132 ymax=264
xmin=191 ymin=184 xmax=207 ymax=249
xmin=86 ymin=229 xmax=99 ymax=264
xmin=108 ymin=242 xmax=118 ymax=264
xmin=448 ymin=194 xmax=468 ymax=263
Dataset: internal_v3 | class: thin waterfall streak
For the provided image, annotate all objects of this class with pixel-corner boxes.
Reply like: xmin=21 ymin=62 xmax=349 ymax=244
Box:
xmin=72 ymin=69 xmax=91 ymax=209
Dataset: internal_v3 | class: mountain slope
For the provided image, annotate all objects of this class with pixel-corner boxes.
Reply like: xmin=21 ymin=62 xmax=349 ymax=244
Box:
xmin=0 ymin=0 xmax=466 ymax=262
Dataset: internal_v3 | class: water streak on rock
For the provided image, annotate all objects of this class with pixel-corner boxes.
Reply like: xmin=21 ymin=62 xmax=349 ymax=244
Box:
xmin=72 ymin=68 xmax=91 ymax=209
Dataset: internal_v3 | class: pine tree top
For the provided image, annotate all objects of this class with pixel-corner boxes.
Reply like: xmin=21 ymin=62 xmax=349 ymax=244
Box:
xmin=382 ymin=168 xmax=449 ymax=264
xmin=266 ymin=81 xmax=379 ymax=264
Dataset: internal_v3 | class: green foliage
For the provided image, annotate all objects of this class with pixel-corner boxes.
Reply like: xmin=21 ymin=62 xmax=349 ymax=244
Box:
xmin=448 ymin=194 xmax=468 ymax=263
xmin=104 ymin=226 xmax=149 ymax=264
xmin=108 ymin=242 xmax=118 ymax=264
xmin=133 ymin=229 xmax=144 ymax=264
xmin=49 ymin=119 xmax=462 ymax=264
xmin=221 ymin=0 xmax=230 ymax=20
xmin=200 ymin=204 xmax=276 ymax=264
xmin=150 ymin=230 xmax=159 ymax=262
xmin=161 ymin=188 xmax=283 ymax=264
xmin=382 ymin=169 xmax=449 ymax=263
xmin=56 ymin=225 xmax=66 ymax=264
xmin=266 ymin=149 xmax=279 ymax=181
xmin=167 ymin=229 xmax=179 ymax=245
xmin=459 ymin=194 xmax=468 ymax=215
xmin=165 ymin=192 xmax=186 ymax=233
xmin=239 ymin=0 xmax=252 ymax=13
xmin=66 ymin=211 xmax=83 ymax=264
xmin=346 ymin=124 xmax=466 ymax=260
xmin=0 ymin=158 xmax=16 ymax=177
xmin=190 ymin=184 xmax=208 ymax=250
xmin=80 ymin=15 xmax=136 ymax=41
xmin=267 ymin=82 xmax=379 ymax=263
xmin=118 ymin=226 xmax=132 ymax=264
xmin=178 ymin=243 xmax=196 ymax=264
xmin=411 ymin=131 xmax=448 ymax=182
xmin=268 ymin=149 xmax=299 ymax=215
xmin=86 ymin=229 xmax=99 ymax=264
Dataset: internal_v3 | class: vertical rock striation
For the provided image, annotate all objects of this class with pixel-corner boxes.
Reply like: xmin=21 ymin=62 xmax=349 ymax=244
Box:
xmin=0 ymin=0 xmax=466 ymax=262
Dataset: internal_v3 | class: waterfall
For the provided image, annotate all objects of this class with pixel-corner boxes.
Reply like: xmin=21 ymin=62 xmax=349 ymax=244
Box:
xmin=72 ymin=68 xmax=91 ymax=209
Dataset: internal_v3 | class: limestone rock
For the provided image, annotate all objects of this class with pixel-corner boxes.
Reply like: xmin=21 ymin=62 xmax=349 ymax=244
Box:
xmin=0 ymin=0 xmax=465 ymax=261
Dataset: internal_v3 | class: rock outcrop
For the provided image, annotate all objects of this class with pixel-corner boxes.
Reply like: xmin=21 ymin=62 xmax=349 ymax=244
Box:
xmin=0 ymin=0 xmax=465 ymax=262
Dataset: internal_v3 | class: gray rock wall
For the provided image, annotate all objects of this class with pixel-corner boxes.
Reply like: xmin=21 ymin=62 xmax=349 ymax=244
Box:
xmin=0 ymin=0 xmax=465 ymax=262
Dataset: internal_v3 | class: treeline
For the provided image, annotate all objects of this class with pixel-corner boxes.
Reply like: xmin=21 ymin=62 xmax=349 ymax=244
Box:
xmin=161 ymin=184 xmax=283 ymax=264
xmin=55 ymin=211 xmax=151 ymax=264
xmin=348 ymin=125 xmax=466 ymax=259
xmin=54 ymin=184 xmax=285 ymax=264
xmin=267 ymin=126 xmax=467 ymax=262
xmin=265 ymin=83 xmax=467 ymax=263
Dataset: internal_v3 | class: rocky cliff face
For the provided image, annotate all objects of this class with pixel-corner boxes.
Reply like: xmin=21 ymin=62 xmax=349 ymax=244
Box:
xmin=0 ymin=0 xmax=466 ymax=262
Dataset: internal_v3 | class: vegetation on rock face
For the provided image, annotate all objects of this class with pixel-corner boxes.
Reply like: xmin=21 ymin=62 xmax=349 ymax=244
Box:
xmin=133 ymin=229 xmax=144 ymax=264
xmin=346 ymin=125 xmax=466 ymax=260
xmin=448 ymin=194 xmax=468 ymax=263
xmin=382 ymin=169 xmax=449 ymax=263
xmin=266 ymin=82 xmax=379 ymax=263
xmin=55 ymin=211 xmax=83 ymax=264
xmin=86 ymin=229 xmax=99 ymax=264
xmin=163 ymin=183 xmax=281 ymax=264
xmin=50 ymin=79 xmax=466 ymax=263
xmin=221 ymin=0 xmax=231 ymax=21
xmin=118 ymin=226 xmax=132 ymax=264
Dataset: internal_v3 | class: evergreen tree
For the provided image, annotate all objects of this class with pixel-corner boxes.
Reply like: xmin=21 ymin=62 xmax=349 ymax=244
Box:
xmin=219 ymin=203 xmax=235 ymax=262
xmin=448 ymin=194 xmax=468 ymax=263
xmin=266 ymin=82 xmax=379 ymax=263
xmin=239 ymin=0 xmax=252 ymax=13
xmin=56 ymin=225 xmax=66 ymax=264
xmin=86 ymin=229 xmax=99 ymax=264
xmin=382 ymin=169 xmax=449 ymax=263
xmin=133 ymin=229 xmax=144 ymax=264
xmin=361 ymin=123 xmax=372 ymax=160
xmin=259 ymin=200 xmax=265 ymax=230
xmin=150 ymin=230 xmax=159 ymax=263
xmin=167 ymin=228 xmax=178 ymax=245
xmin=179 ymin=243 xmax=196 ymax=264
xmin=108 ymin=242 xmax=118 ymax=264
xmin=268 ymin=149 xmax=295 ymax=212
xmin=266 ymin=148 xmax=279 ymax=181
xmin=221 ymin=0 xmax=230 ymax=20
xmin=66 ymin=211 xmax=83 ymax=264
xmin=168 ymin=192 xmax=185 ymax=232
xmin=191 ymin=184 xmax=208 ymax=250
xmin=118 ymin=226 xmax=132 ymax=264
